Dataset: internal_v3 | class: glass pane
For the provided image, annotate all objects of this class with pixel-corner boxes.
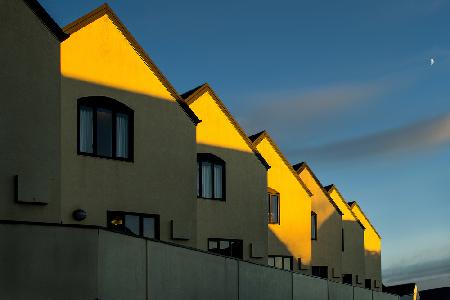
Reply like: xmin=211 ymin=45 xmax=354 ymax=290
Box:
xmin=108 ymin=213 xmax=124 ymax=229
xmin=201 ymin=162 xmax=212 ymax=198
xmin=230 ymin=240 xmax=243 ymax=259
xmin=97 ymin=108 xmax=113 ymax=157
xmin=283 ymin=257 xmax=291 ymax=270
xmin=213 ymin=164 xmax=223 ymax=199
xmin=124 ymin=214 xmax=139 ymax=235
xmin=197 ymin=162 xmax=200 ymax=197
xmin=271 ymin=195 xmax=279 ymax=223
xmin=208 ymin=240 xmax=218 ymax=250
xmin=275 ymin=256 xmax=283 ymax=269
xmin=79 ymin=106 xmax=93 ymax=153
xmin=219 ymin=240 xmax=230 ymax=250
xmin=268 ymin=257 xmax=275 ymax=266
xmin=116 ymin=113 xmax=129 ymax=158
xmin=311 ymin=214 xmax=317 ymax=239
xmin=143 ymin=217 xmax=155 ymax=239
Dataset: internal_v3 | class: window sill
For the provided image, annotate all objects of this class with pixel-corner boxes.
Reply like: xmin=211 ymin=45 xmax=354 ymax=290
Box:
xmin=78 ymin=151 xmax=134 ymax=162
xmin=197 ymin=197 xmax=226 ymax=202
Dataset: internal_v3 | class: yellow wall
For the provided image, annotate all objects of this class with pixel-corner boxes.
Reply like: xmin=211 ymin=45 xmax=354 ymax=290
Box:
xmin=61 ymin=14 xmax=174 ymax=101
xmin=254 ymin=137 xmax=311 ymax=271
xmin=60 ymin=10 xmax=198 ymax=247
xmin=190 ymin=91 xmax=253 ymax=153
xmin=188 ymin=89 xmax=268 ymax=264
xmin=328 ymin=187 xmax=365 ymax=287
xmin=351 ymin=203 xmax=382 ymax=290
xmin=297 ymin=166 xmax=343 ymax=280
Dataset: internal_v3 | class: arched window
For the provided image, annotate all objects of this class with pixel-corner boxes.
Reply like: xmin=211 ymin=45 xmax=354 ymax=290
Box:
xmin=197 ymin=153 xmax=225 ymax=200
xmin=311 ymin=212 xmax=317 ymax=240
xmin=78 ymin=96 xmax=133 ymax=161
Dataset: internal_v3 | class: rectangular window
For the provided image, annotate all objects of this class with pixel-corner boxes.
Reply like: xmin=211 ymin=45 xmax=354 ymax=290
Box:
xmin=197 ymin=154 xmax=225 ymax=200
xmin=107 ymin=211 xmax=159 ymax=239
xmin=311 ymin=212 xmax=317 ymax=240
xmin=312 ymin=266 xmax=328 ymax=279
xmin=116 ymin=113 xmax=129 ymax=158
xmin=268 ymin=255 xmax=293 ymax=271
xmin=96 ymin=108 xmax=113 ymax=157
xmin=365 ymin=279 xmax=372 ymax=289
xmin=342 ymin=274 xmax=352 ymax=285
xmin=79 ymin=106 xmax=93 ymax=153
xmin=268 ymin=192 xmax=280 ymax=224
xmin=342 ymin=228 xmax=345 ymax=252
xmin=207 ymin=238 xmax=243 ymax=259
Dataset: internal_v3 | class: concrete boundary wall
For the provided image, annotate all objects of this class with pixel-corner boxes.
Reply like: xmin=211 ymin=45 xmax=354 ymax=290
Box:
xmin=0 ymin=223 xmax=399 ymax=300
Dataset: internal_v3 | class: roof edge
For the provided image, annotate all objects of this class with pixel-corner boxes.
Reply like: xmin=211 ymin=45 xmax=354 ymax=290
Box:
xmin=326 ymin=184 xmax=365 ymax=229
xmin=182 ymin=84 xmax=270 ymax=170
xmin=23 ymin=0 xmax=69 ymax=41
xmin=294 ymin=163 xmax=343 ymax=215
xmin=63 ymin=3 xmax=200 ymax=125
xmin=349 ymin=201 xmax=382 ymax=239
xmin=250 ymin=132 xmax=313 ymax=197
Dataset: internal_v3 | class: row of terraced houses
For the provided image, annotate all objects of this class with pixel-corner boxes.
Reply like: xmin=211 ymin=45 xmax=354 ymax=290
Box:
xmin=0 ymin=0 xmax=383 ymax=298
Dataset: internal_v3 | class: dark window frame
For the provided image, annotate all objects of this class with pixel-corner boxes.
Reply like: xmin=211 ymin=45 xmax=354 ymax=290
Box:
xmin=311 ymin=212 xmax=318 ymax=240
xmin=268 ymin=188 xmax=280 ymax=224
xmin=268 ymin=255 xmax=293 ymax=271
xmin=106 ymin=211 xmax=159 ymax=240
xmin=207 ymin=238 xmax=242 ymax=259
xmin=77 ymin=96 xmax=134 ymax=162
xmin=197 ymin=153 xmax=226 ymax=200
xmin=342 ymin=273 xmax=353 ymax=285
xmin=365 ymin=279 xmax=372 ymax=289
xmin=341 ymin=228 xmax=345 ymax=252
xmin=311 ymin=266 xmax=329 ymax=279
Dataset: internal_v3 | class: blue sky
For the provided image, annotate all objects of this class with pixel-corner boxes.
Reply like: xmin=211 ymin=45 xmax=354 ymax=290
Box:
xmin=41 ymin=0 xmax=450 ymax=289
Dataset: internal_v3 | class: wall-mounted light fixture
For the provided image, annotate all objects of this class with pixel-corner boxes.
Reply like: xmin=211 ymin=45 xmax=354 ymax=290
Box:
xmin=72 ymin=209 xmax=87 ymax=221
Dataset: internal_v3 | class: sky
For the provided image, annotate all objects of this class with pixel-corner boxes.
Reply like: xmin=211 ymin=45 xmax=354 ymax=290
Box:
xmin=40 ymin=0 xmax=450 ymax=290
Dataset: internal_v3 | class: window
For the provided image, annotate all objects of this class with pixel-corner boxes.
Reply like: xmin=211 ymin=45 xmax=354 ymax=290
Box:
xmin=312 ymin=266 xmax=328 ymax=279
xmin=197 ymin=154 xmax=225 ymax=200
xmin=78 ymin=96 xmax=133 ymax=161
xmin=268 ymin=255 xmax=292 ymax=271
xmin=268 ymin=189 xmax=280 ymax=224
xmin=342 ymin=274 xmax=352 ymax=285
xmin=107 ymin=211 xmax=159 ymax=239
xmin=365 ymin=279 xmax=372 ymax=289
xmin=311 ymin=212 xmax=317 ymax=240
xmin=341 ymin=228 xmax=345 ymax=252
xmin=208 ymin=238 xmax=242 ymax=259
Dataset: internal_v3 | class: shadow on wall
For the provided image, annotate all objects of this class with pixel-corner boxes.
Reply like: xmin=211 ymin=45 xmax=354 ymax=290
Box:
xmin=195 ymin=142 xmax=268 ymax=264
xmin=58 ymin=76 xmax=198 ymax=247
xmin=310 ymin=211 xmax=343 ymax=280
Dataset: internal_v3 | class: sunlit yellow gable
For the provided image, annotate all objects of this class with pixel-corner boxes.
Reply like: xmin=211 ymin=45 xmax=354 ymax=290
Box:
xmin=350 ymin=202 xmax=381 ymax=253
xmin=186 ymin=85 xmax=254 ymax=153
xmin=61 ymin=5 xmax=175 ymax=101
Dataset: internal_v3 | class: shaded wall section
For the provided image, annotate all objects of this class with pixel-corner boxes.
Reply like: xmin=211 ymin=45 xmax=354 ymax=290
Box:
xmin=0 ymin=0 xmax=61 ymax=222
xmin=60 ymin=77 xmax=197 ymax=247
xmin=0 ymin=223 xmax=400 ymax=300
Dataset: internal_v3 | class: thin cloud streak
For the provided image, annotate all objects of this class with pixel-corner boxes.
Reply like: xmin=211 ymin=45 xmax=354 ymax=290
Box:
xmin=240 ymin=80 xmax=388 ymax=134
xmin=288 ymin=112 xmax=450 ymax=161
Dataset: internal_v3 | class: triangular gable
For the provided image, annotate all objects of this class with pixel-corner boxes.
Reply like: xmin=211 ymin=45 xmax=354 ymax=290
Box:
xmin=293 ymin=162 xmax=343 ymax=215
xmin=325 ymin=184 xmax=365 ymax=229
xmin=23 ymin=0 xmax=68 ymax=41
xmin=250 ymin=131 xmax=312 ymax=196
xmin=349 ymin=202 xmax=381 ymax=239
xmin=182 ymin=83 xmax=269 ymax=169
xmin=62 ymin=4 xmax=199 ymax=124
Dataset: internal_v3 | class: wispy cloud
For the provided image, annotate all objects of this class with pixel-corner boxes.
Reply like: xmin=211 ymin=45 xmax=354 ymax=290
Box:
xmin=383 ymin=256 xmax=450 ymax=290
xmin=239 ymin=79 xmax=392 ymax=135
xmin=288 ymin=112 xmax=450 ymax=162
